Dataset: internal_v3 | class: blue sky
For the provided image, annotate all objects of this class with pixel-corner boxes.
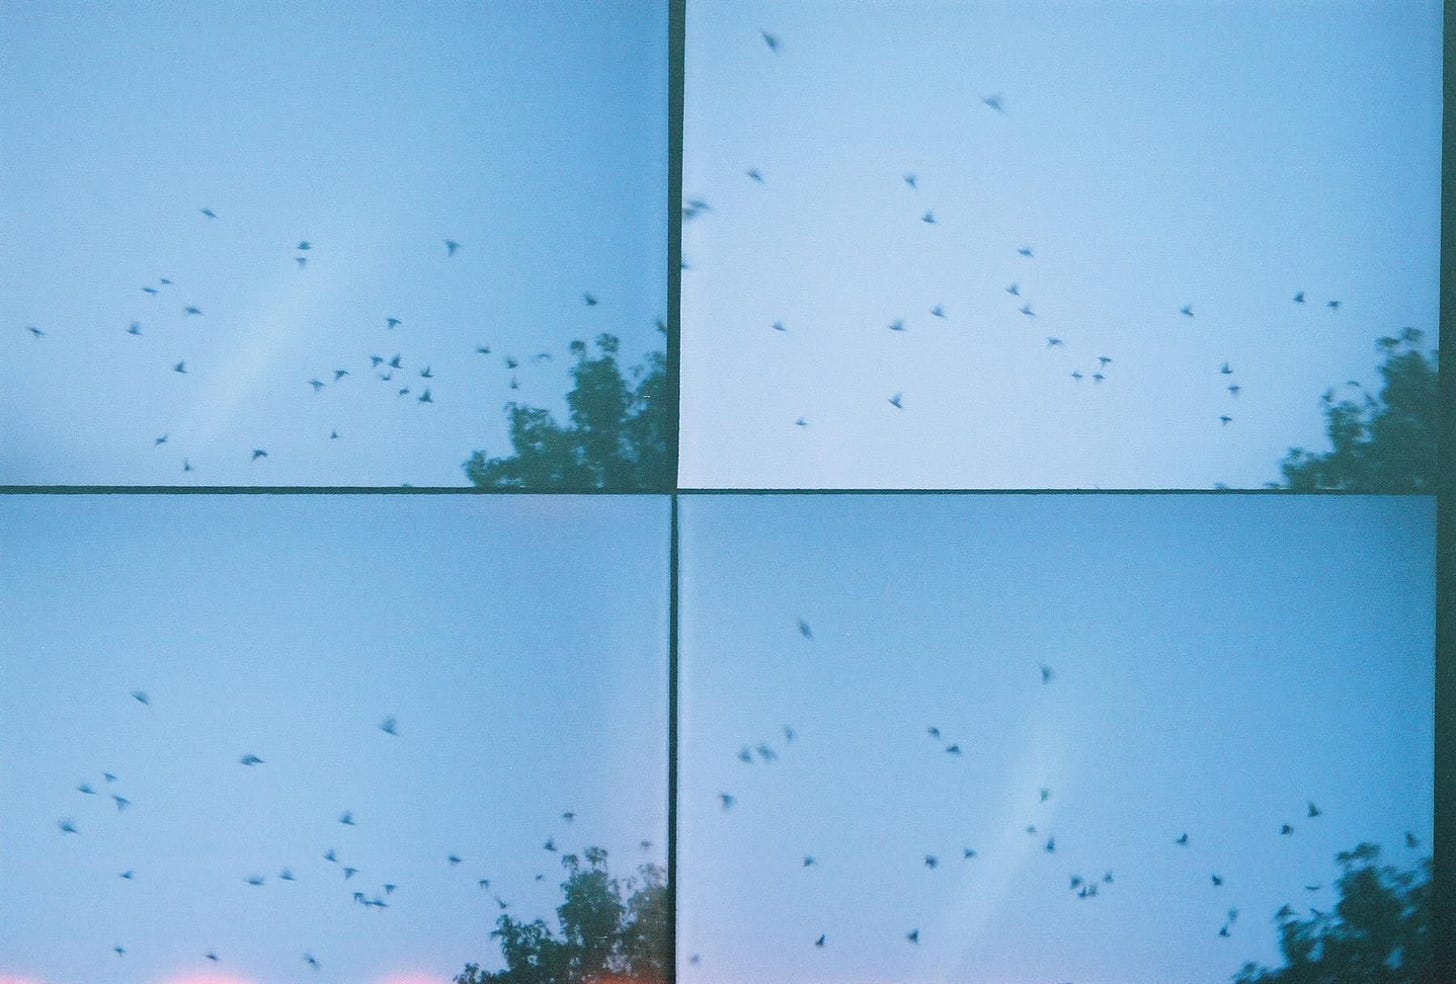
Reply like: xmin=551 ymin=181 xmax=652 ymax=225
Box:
xmin=0 ymin=1 xmax=666 ymax=487
xmin=677 ymin=494 xmax=1435 ymax=983
xmin=680 ymin=0 xmax=1443 ymax=489
xmin=0 ymin=494 xmax=669 ymax=984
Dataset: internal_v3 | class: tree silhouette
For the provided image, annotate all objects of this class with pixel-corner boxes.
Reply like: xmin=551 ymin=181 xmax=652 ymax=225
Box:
xmin=1278 ymin=330 xmax=1437 ymax=491
xmin=463 ymin=330 xmax=671 ymax=490
xmin=1233 ymin=842 xmax=1431 ymax=984
xmin=455 ymin=847 xmax=668 ymax=984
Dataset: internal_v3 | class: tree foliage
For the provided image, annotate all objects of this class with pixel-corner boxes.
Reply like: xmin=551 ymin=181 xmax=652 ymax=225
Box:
xmin=455 ymin=847 xmax=668 ymax=984
xmin=464 ymin=330 xmax=671 ymax=490
xmin=1233 ymin=842 xmax=1431 ymax=984
xmin=1279 ymin=329 xmax=1438 ymax=491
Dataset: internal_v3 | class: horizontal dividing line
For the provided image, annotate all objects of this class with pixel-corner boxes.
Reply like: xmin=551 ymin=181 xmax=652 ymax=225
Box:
xmin=0 ymin=486 xmax=1435 ymax=497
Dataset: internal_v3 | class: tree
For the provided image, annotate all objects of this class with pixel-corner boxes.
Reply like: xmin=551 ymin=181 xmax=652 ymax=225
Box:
xmin=1233 ymin=842 xmax=1431 ymax=984
xmin=463 ymin=330 xmax=671 ymax=490
xmin=455 ymin=847 xmax=668 ymax=984
xmin=1278 ymin=329 xmax=1438 ymax=491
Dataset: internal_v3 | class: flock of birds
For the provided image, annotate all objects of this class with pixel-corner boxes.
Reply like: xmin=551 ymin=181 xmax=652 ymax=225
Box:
xmin=17 ymin=207 xmax=614 ymax=478
xmin=686 ymin=611 xmax=1428 ymax=972
xmin=50 ymin=689 xmax=659 ymax=972
xmin=679 ymin=26 xmax=1389 ymax=446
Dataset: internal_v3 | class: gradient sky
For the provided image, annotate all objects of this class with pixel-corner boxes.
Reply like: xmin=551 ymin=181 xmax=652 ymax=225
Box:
xmin=0 ymin=1 xmax=667 ymax=487
xmin=0 ymin=494 xmax=669 ymax=984
xmin=680 ymin=0 xmax=1443 ymax=489
xmin=677 ymin=494 xmax=1435 ymax=984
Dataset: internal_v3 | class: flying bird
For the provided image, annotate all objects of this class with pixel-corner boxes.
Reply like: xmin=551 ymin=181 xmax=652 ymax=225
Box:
xmin=1326 ymin=300 xmax=1341 ymax=310
xmin=445 ymin=239 xmax=460 ymax=256
xmin=279 ymin=868 xmax=295 ymax=881
xmin=448 ymin=855 xmax=462 ymax=866
xmin=1294 ymin=291 xmax=1305 ymax=303
xmin=386 ymin=318 xmax=401 ymax=329
xmin=746 ymin=168 xmax=764 ymax=183
xmin=963 ymin=848 xmax=977 ymax=859
xmin=760 ymin=29 xmax=779 ymax=52
xmin=795 ymin=417 xmax=808 ymax=427
xmin=1281 ymin=824 xmax=1294 ymax=835
xmin=921 ymin=211 xmax=936 ymax=224
xmin=582 ymin=292 xmax=598 ymax=306
xmin=207 ymin=952 xmax=219 ymax=962
xmin=1047 ymin=337 xmax=1062 ymax=347
xmin=476 ymin=345 xmax=492 ymax=354
xmin=889 ymin=392 xmax=904 ymax=409
xmin=562 ymin=811 xmax=575 ymax=823
xmin=418 ymin=388 xmax=433 ymax=403
xmin=756 ymin=743 xmax=777 ymax=762
xmin=888 ymin=319 xmax=906 ymax=332
xmin=114 ymin=945 xmax=126 ymax=956
xmin=784 ymin=726 xmax=796 ymax=742
xmin=1007 ymin=283 xmax=1020 ymax=296
xmin=239 ymin=754 xmax=264 ymax=765
xmin=1180 ymin=305 xmax=1193 ymax=317
xmin=339 ymin=810 xmax=356 ymax=826
xmin=112 ymin=795 xmax=130 ymax=811
xmin=1406 ymin=831 xmax=1420 ymax=849
xmin=815 ymin=934 xmax=826 ymax=947
xmin=295 ymin=256 xmax=307 ymax=268
xmin=246 ymin=875 xmax=265 ymax=886
xmin=1045 ymin=837 xmax=1056 ymax=853
xmin=78 ymin=783 xmax=95 ymax=795
xmin=798 ymin=618 xmax=813 ymax=639
xmin=305 ymin=953 xmax=320 ymax=970
xmin=174 ymin=361 xmax=187 ymax=374
xmin=983 ymin=93 xmax=1005 ymax=113
xmin=200 ymin=208 xmax=216 ymax=219
xmin=297 ymin=241 xmax=311 ymax=251
xmin=131 ymin=690 xmax=149 ymax=705
xmin=59 ymin=819 xmax=78 ymax=834
xmin=1176 ymin=833 xmax=1189 ymax=845
xmin=183 ymin=458 xmax=193 ymax=472
xmin=142 ymin=286 xmax=159 ymax=295
xmin=308 ymin=379 xmax=325 ymax=392
xmin=904 ymin=173 xmax=917 ymax=189
xmin=924 ymin=855 xmax=938 ymax=868
xmin=1212 ymin=874 xmax=1224 ymax=886
xmin=1220 ymin=415 xmax=1233 ymax=426
xmin=927 ymin=726 xmax=941 ymax=740
xmin=1092 ymin=372 xmax=1106 ymax=383
xmin=907 ymin=929 xmax=920 ymax=944
xmin=1040 ymin=664 xmax=1054 ymax=684
xmin=324 ymin=848 xmax=338 ymax=863
xmin=1308 ymin=801 xmax=1321 ymax=818
xmin=1098 ymin=356 xmax=1112 ymax=368
xmin=343 ymin=866 xmax=358 ymax=879
xmin=333 ymin=369 xmax=349 ymax=381
xmin=945 ymin=744 xmax=961 ymax=755
xmin=931 ymin=304 xmax=945 ymax=318
xmin=251 ymin=449 xmax=268 ymax=460
xmin=1220 ymin=362 xmax=1233 ymax=374
xmin=389 ymin=354 xmax=403 ymax=369
xmin=772 ymin=321 xmax=786 ymax=332
xmin=803 ymin=856 xmax=816 ymax=867
xmin=719 ymin=793 xmax=736 ymax=810
xmin=738 ymin=746 xmax=753 ymax=764
xmin=184 ymin=306 xmax=202 ymax=316
xmin=1020 ymin=303 xmax=1035 ymax=317
xmin=1228 ymin=384 xmax=1241 ymax=396
xmin=1071 ymin=370 xmax=1083 ymax=381
xmin=127 ymin=322 xmax=142 ymax=335
xmin=379 ymin=716 xmax=398 ymax=735
xmin=1040 ymin=788 xmax=1051 ymax=802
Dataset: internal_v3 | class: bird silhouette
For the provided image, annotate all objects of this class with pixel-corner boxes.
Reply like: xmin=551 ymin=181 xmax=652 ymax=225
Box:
xmin=815 ymin=934 xmax=826 ymax=947
xmin=78 ymin=783 xmax=95 ymax=794
xmin=760 ymin=29 xmax=779 ymax=52
xmin=1308 ymin=801 xmax=1321 ymax=818
xmin=738 ymin=746 xmax=753 ymax=764
xmin=131 ymin=690 xmax=149 ymax=705
xmin=1017 ymin=246 xmax=1033 ymax=258
xmin=784 ymin=726 xmax=796 ymax=742
xmin=1276 ymin=904 xmax=1294 ymax=920
xmin=379 ymin=716 xmax=398 ymax=736
xmin=333 ymin=369 xmax=349 ymax=381
xmin=184 ymin=306 xmax=202 ymax=316
xmin=1220 ymin=362 xmax=1233 ymax=374
xmin=305 ymin=953 xmax=320 ymax=970
xmin=295 ymin=256 xmax=307 ymax=268
xmin=1219 ymin=924 xmax=1230 ymax=938
xmin=174 ymin=361 xmax=187 ymax=374
xmin=544 ymin=838 xmax=557 ymax=852
xmin=945 ymin=744 xmax=961 ymax=755
xmin=504 ymin=356 xmax=519 ymax=370
xmin=59 ymin=819 xmax=78 ymax=834
xmin=1040 ymin=788 xmax=1051 ymax=802
xmin=239 ymin=754 xmax=264 ymax=765
xmin=798 ymin=618 xmax=813 ymax=639
xmin=445 ymin=239 xmax=460 ymax=256
xmin=183 ymin=458 xmax=193 ymax=472
xmin=418 ymin=388 xmax=433 ymax=403
xmin=1327 ymin=300 xmax=1341 ymax=310
xmin=921 ymin=211 xmax=936 ymax=224
xmin=114 ymin=945 xmax=126 ymax=956
xmin=329 ymin=432 xmax=338 ymax=440
xmin=388 ymin=354 xmax=403 ymax=369
xmin=1176 ymin=833 xmax=1189 ymax=845
xmin=562 ymin=811 xmax=575 ymax=823
xmin=1071 ymin=370 xmax=1083 ymax=381
xmin=583 ymin=292 xmax=599 ymax=306
xmin=904 ymin=173 xmax=917 ymax=189
xmin=246 ymin=875 xmax=264 ymax=886
xmin=963 ymin=848 xmax=977 ymax=859
xmin=907 ymin=929 xmax=920 ymax=943
xmin=386 ymin=318 xmax=402 ymax=330
xmin=1007 ymin=283 xmax=1020 ymax=295
xmin=324 ymin=848 xmax=337 ymax=863
xmin=1092 ymin=372 xmax=1105 ymax=383
xmin=1406 ymin=831 xmax=1420 ymax=849
xmin=142 ymin=286 xmax=159 ymax=295
xmin=795 ymin=417 xmax=808 ymax=427
xmin=1228 ymin=384 xmax=1241 ymax=396
xmin=309 ymin=379 xmax=324 ymax=392
xmin=1212 ymin=874 xmax=1224 ymax=886
xmin=104 ymin=773 xmax=117 ymax=782
xmin=1098 ymin=356 xmax=1112 ymax=368
xmin=251 ymin=449 xmax=268 ymax=460
xmin=343 ymin=866 xmax=358 ymax=879
xmin=476 ymin=345 xmax=492 ymax=355
xmin=340 ymin=810 xmax=356 ymax=826
xmin=1180 ymin=305 xmax=1193 ymax=317
xmin=200 ymin=208 xmax=216 ymax=219
xmin=1281 ymin=824 xmax=1293 ymax=835
xmin=297 ymin=242 xmax=311 ymax=251
xmin=1019 ymin=303 xmax=1035 ymax=317
xmin=1294 ymin=291 xmax=1305 ymax=303
xmin=279 ymin=868 xmax=295 ymax=881
xmin=1045 ymin=837 xmax=1056 ymax=853
xmin=1219 ymin=415 xmax=1233 ymax=426
xmin=803 ymin=856 xmax=816 ymax=867
xmin=925 ymin=855 xmax=938 ymax=868
xmin=927 ymin=726 xmax=941 ymax=740
xmin=127 ymin=322 xmax=142 ymax=335
xmin=889 ymin=392 xmax=904 ymax=409
xmin=1040 ymin=664 xmax=1054 ymax=684
xmin=720 ymin=793 xmax=736 ymax=810
xmin=930 ymin=304 xmax=946 ymax=319
xmin=983 ymin=94 xmax=1005 ymax=113
xmin=112 ymin=795 xmax=130 ymax=811
xmin=888 ymin=318 xmax=906 ymax=332
xmin=756 ymin=743 xmax=777 ymax=762
xmin=1047 ymin=337 xmax=1062 ymax=348
xmin=207 ymin=952 xmax=219 ymax=962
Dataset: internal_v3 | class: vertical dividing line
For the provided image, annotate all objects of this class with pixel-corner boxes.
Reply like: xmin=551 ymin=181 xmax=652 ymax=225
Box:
xmin=667 ymin=492 xmax=681 ymax=981
xmin=1434 ymin=5 xmax=1455 ymax=977
xmin=665 ymin=0 xmax=686 ymax=490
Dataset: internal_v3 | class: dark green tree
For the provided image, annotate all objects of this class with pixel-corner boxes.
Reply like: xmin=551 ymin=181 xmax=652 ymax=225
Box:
xmin=1233 ymin=842 xmax=1431 ymax=984
xmin=463 ymin=330 xmax=671 ymax=490
xmin=455 ymin=847 xmax=668 ymax=984
xmin=1278 ymin=329 xmax=1438 ymax=491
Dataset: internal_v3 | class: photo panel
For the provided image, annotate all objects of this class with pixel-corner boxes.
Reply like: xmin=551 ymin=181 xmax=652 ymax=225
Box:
xmin=0 ymin=494 xmax=669 ymax=984
xmin=678 ymin=493 xmax=1435 ymax=983
xmin=1 ymin=1 xmax=668 ymax=489
xmin=680 ymin=1 xmax=1441 ymax=489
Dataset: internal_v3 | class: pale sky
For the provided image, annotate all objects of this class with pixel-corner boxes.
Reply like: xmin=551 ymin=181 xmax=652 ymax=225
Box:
xmin=0 ymin=0 xmax=667 ymax=487
xmin=0 ymin=494 xmax=670 ymax=984
xmin=678 ymin=494 xmax=1435 ymax=984
xmin=680 ymin=0 xmax=1442 ymax=489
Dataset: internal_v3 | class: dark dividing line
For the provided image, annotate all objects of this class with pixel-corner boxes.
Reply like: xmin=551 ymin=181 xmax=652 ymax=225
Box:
xmin=666 ymin=0 xmax=685 ymax=495
xmin=0 ymin=486 xmax=1433 ymax=496
xmin=667 ymin=492 xmax=681 ymax=982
